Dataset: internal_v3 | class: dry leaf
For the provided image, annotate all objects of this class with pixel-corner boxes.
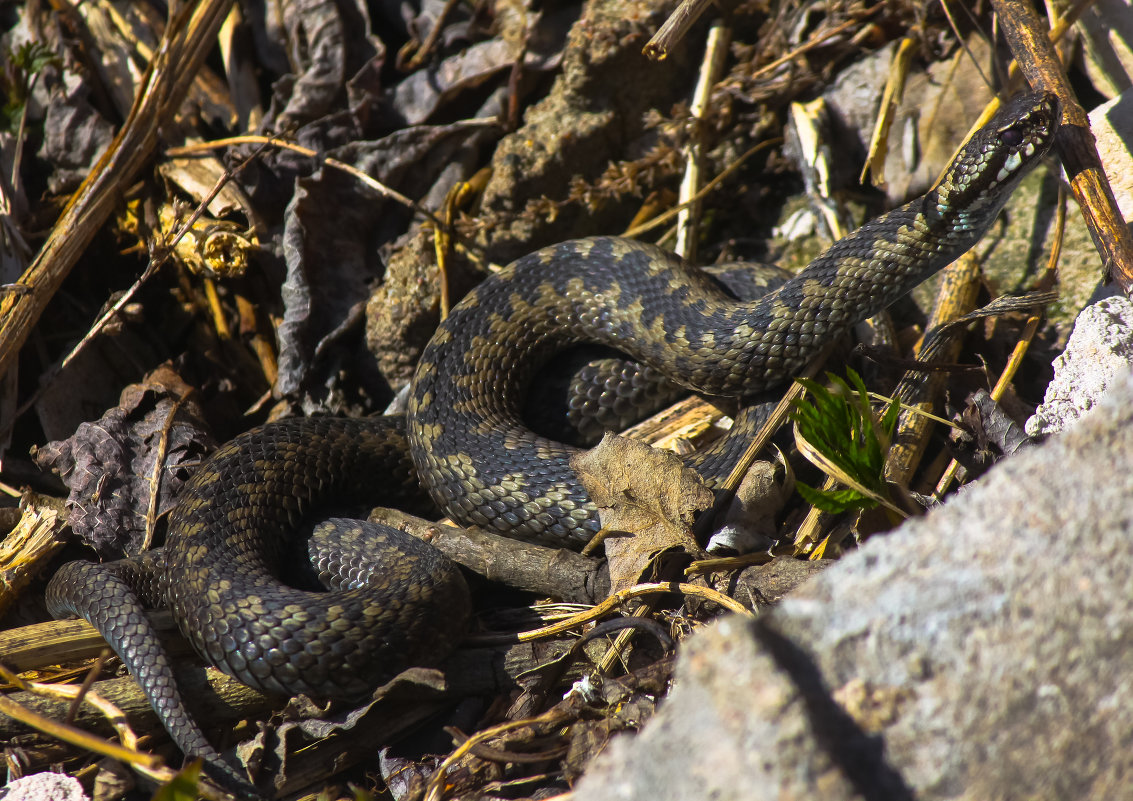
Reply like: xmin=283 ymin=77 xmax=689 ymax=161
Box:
xmin=571 ymin=433 xmax=712 ymax=594
xmin=32 ymin=365 xmax=215 ymax=558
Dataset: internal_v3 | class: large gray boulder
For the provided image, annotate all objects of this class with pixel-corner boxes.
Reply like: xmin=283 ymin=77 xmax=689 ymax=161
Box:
xmin=576 ymin=368 xmax=1133 ymax=800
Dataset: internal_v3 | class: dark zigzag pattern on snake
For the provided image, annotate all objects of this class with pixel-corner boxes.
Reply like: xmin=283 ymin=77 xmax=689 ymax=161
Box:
xmin=47 ymin=91 xmax=1059 ymax=793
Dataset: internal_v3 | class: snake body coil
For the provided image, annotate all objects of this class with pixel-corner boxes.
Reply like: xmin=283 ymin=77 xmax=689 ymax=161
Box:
xmin=47 ymin=92 xmax=1059 ymax=788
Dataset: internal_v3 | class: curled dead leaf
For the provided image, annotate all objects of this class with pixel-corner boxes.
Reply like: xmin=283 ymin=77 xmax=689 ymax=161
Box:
xmin=570 ymin=433 xmax=712 ymax=594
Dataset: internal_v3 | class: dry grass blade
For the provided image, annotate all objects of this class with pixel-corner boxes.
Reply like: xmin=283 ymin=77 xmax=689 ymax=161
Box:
xmin=0 ymin=494 xmax=69 ymax=617
xmin=643 ymin=0 xmax=717 ymax=60
xmin=860 ymin=36 xmax=916 ymax=187
xmin=425 ymin=707 xmax=572 ymax=801
xmin=675 ymin=20 xmax=730 ymax=262
xmin=0 ymin=0 xmax=236 ymax=380
xmin=513 ymin=581 xmax=752 ymax=644
xmin=883 ymin=251 xmax=982 ymax=487
xmin=935 ymin=188 xmax=1068 ymax=498
xmin=0 ymin=663 xmax=163 ymax=771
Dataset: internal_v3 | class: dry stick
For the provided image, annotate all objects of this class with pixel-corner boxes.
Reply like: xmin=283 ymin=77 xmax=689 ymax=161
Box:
xmin=934 ymin=188 xmax=1068 ymax=498
xmin=744 ymin=6 xmax=883 ymax=83
xmin=400 ymin=0 xmax=463 ymax=71
xmin=596 ymin=18 xmax=735 ymax=674
xmin=950 ymin=0 xmax=1094 ymax=103
xmin=791 ymin=472 xmax=840 ymax=557
xmin=622 ymin=139 xmax=779 ymax=240
xmin=695 ymin=340 xmax=837 ymax=551
xmin=202 ymin=278 xmax=231 ymax=339
xmin=674 ymin=19 xmax=730 ymax=263
xmin=444 ymin=726 xmax=569 ymax=764
xmin=594 ymin=615 xmax=643 ymax=675
xmin=424 ymin=707 xmax=572 ymax=801
xmin=167 ymin=133 xmax=494 ymax=229
xmin=989 ymin=0 xmax=1133 ymax=291
xmin=0 ymin=0 xmax=236 ymax=382
xmin=0 ymin=494 xmax=69 ymax=617
xmin=141 ymin=397 xmax=186 ymax=552
xmin=932 ymin=0 xmax=1090 ymax=190
xmin=882 ymin=250 xmax=983 ymax=489
xmin=643 ymin=0 xmax=718 ymax=60
xmin=6 ymin=139 xmax=266 ymax=441
xmin=0 ymin=663 xmax=164 ymax=773
xmin=63 ymin=650 xmax=110 ymax=727
xmin=235 ymin=293 xmax=278 ymax=387
xmin=485 ymin=581 xmax=752 ymax=647
xmin=868 ymin=2 xmax=1087 ymax=498
xmin=859 ymin=36 xmax=916 ymax=187
xmin=432 ymin=171 xmax=490 ymax=321
xmin=939 ymin=0 xmax=1000 ymax=92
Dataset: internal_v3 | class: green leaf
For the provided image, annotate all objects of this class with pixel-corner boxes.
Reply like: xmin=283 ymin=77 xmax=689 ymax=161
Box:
xmin=789 ymin=368 xmax=900 ymax=514
xmin=151 ymin=761 xmax=203 ymax=801
xmin=1 ymin=41 xmax=64 ymax=135
xmin=795 ymin=480 xmax=874 ymax=514
xmin=13 ymin=41 xmax=61 ymax=75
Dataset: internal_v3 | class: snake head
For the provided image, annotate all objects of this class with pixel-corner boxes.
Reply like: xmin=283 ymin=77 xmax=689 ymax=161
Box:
xmin=934 ymin=91 xmax=1060 ymax=218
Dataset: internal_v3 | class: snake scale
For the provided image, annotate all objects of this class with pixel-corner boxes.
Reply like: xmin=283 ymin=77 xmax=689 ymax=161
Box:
xmin=46 ymin=91 xmax=1059 ymax=790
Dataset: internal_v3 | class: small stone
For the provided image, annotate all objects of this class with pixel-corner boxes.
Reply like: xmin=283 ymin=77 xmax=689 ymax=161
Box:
xmin=1025 ymin=294 xmax=1133 ymax=436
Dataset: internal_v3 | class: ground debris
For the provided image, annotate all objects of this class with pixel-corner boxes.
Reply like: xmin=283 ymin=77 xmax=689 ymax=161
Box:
xmin=0 ymin=0 xmax=1115 ymax=796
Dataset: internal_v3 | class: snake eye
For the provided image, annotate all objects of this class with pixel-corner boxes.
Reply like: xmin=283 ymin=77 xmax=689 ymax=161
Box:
xmin=999 ymin=126 xmax=1024 ymax=148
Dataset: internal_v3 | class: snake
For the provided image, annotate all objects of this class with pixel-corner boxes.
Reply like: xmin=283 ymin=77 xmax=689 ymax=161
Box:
xmin=46 ymin=91 xmax=1059 ymax=792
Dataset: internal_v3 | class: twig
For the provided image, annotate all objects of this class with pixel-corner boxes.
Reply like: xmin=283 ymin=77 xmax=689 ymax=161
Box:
xmin=477 ymin=580 xmax=752 ymax=647
xmin=399 ymin=0 xmax=463 ymax=71
xmin=622 ymin=139 xmax=779 ymax=240
xmin=167 ymin=130 xmax=497 ymax=230
xmin=0 ymin=0 xmax=236 ymax=381
xmin=859 ymin=36 xmax=916 ymax=187
xmin=5 ymin=140 xmax=265 ymax=443
xmin=934 ymin=187 xmax=1068 ymax=497
xmin=643 ymin=0 xmax=718 ymax=60
xmin=142 ymin=397 xmax=186 ymax=552
xmin=425 ymin=707 xmax=572 ymax=801
xmin=694 ymin=341 xmax=836 ymax=547
xmin=746 ymin=6 xmax=883 ymax=84
xmin=883 ymin=251 xmax=982 ymax=488
xmin=989 ymin=0 xmax=1133 ymax=290
xmin=0 ymin=662 xmax=164 ymax=772
xmin=675 ymin=20 xmax=730 ymax=262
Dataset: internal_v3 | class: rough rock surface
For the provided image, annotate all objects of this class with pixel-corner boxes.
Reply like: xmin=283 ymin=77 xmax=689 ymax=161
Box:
xmin=575 ymin=368 xmax=1133 ymax=800
xmin=0 ymin=774 xmax=89 ymax=801
xmin=1025 ymin=294 xmax=1133 ymax=436
xmin=475 ymin=0 xmax=689 ymax=263
xmin=367 ymin=0 xmax=689 ymax=386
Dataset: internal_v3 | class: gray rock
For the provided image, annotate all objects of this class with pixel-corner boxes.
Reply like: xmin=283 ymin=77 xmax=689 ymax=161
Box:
xmin=0 ymin=774 xmax=89 ymax=801
xmin=576 ymin=368 xmax=1133 ymax=800
xmin=1025 ymin=294 xmax=1133 ymax=436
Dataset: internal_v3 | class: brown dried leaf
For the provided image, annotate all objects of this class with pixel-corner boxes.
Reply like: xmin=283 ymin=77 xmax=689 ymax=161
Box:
xmin=277 ymin=124 xmax=487 ymax=405
xmin=570 ymin=433 xmax=712 ymax=594
xmin=32 ymin=365 xmax=215 ymax=558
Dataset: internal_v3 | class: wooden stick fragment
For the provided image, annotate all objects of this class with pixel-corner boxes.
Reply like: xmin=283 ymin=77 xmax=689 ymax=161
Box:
xmin=0 ymin=0 xmax=237 ymax=381
xmin=989 ymin=0 xmax=1133 ymax=292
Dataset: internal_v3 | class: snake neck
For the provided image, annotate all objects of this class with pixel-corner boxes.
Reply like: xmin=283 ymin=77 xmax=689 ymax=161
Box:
xmin=407 ymin=92 xmax=1059 ymax=546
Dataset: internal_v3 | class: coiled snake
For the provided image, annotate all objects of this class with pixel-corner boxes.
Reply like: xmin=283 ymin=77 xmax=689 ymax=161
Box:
xmin=47 ymin=91 xmax=1059 ymax=790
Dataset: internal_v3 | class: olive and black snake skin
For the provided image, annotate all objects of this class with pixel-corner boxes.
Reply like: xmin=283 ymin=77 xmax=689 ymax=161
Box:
xmin=46 ymin=91 xmax=1059 ymax=790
